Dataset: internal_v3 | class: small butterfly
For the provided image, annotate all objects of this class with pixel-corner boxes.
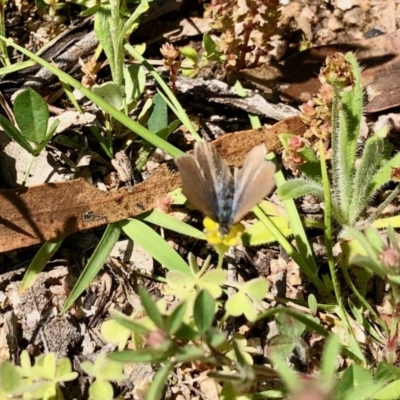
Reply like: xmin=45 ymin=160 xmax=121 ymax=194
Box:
xmin=175 ymin=141 xmax=276 ymax=234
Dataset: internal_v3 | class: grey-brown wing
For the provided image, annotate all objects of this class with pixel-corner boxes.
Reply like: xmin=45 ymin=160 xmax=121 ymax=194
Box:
xmin=175 ymin=154 xmax=217 ymax=220
xmin=194 ymin=141 xmax=234 ymax=225
xmin=232 ymin=144 xmax=276 ymax=223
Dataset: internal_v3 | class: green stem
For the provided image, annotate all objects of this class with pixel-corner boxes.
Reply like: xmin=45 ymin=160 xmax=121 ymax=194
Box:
xmin=233 ymin=80 xmax=261 ymax=129
xmin=320 ymin=141 xmax=364 ymax=361
xmin=320 ymin=142 xmax=339 ymax=303
xmin=217 ymin=252 xmax=224 ymax=269
xmin=0 ymin=35 xmax=184 ymax=158
xmin=253 ymin=205 xmax=327 ymax=293
xmin=341 ymin=262 xmax=387 ymax=336
xmin=366 ymin=183 xmax=400 ymax=225
xmin=22 ymin=155 xmax=35 ymax=186
xmin=0 ymin=0 xmax=10 ymax=67
xmin=124 ymin=43 xmax=201 ymax=142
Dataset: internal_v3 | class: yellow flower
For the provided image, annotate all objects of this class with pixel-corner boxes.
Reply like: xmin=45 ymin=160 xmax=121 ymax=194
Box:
xmin=203 ymin=217 xmax=245 ymax=254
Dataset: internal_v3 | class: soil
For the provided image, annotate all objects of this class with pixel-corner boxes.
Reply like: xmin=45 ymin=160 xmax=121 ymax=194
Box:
xmin=1 ymin=0 xmax=400 ymax=399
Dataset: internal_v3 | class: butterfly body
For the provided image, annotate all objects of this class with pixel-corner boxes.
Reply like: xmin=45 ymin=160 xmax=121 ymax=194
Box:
xmin=175 ymin=141 xmax=276 ymax=235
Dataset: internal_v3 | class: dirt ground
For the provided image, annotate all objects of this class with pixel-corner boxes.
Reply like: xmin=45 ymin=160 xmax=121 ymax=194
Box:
xmin=1 ymin=0 xmax=400 ymax=399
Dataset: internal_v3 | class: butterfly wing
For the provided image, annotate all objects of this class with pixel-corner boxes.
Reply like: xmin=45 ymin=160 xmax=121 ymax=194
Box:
xmin=175 ymin=153 xmax=218 ymax=220
xmin=195 ymin=141 xmax=235 ymax=228
xmin=232 ymin=144 xmax=276 ymax=223
xmin=175 ymin=141 xmax=234 ymax=223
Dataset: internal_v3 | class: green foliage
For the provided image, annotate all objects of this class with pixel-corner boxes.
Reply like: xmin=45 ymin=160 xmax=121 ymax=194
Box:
xmin=120 ymin=218 xmax=191 ymax=275
xmin=180 ymin=33 xmax=225 ymax=77
xmin=62 ymin=223 xmax=122 ymax=312
xmin=0 ymin=88 xmax=59 ymax=157
xmin=279 ymin=52 xmax=400 ymax=229
xmin=20 ymin=237 xmax=64 ymax=294
xmin=270 ymin=312 xmax=307 ymax=358
xmin=94 ymin=0 xmax=149 ymax=86
xmin=346 ymin=225 xmax=400 ymax=289
xmin=225 ymin=277 xmax=269 ymax=322
xmin=91 ymin=81 xmax=124 ymax=110
xmin=81 ymin=352 xmax=126 ymax=400
xmin=166 ymin=253 xmax=227 ymax=300
xmin=0 ymin=35 xmax=185 ymax=158
xmin=270 ymin=334 xmax=392 ymax=400
xmin=108 ymin=286 xmax=279 ymax=398
xmin=0 ymin=351 xmax=78 ymax=400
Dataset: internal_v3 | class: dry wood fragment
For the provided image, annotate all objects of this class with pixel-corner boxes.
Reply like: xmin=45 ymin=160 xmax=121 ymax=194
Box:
xmin=0 ymin=116 xmax=306 ymax=252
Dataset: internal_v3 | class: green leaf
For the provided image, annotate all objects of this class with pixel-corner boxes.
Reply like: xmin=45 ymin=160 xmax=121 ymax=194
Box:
xmin=14 ymin=88 xmax=49 ymax=144
xmin=0 ymin=114 xmax=34 ymax=153
xmin=376 ymin=363 xmax=400 ymax=381
xmin=89 ymin=380 xmax=114 ymax=400
xmin=146 ymin=362 xmax=174 ymax=400
xmin=173 ymin=323 xmax=199 ymax=342
xmin=139 ymin=288 xmax=164 ymax=329
xmin=124 ymin=43 xmax=201 ymax=142
xmin=119 ymin=0 xmax=149 ymax=42
xmin=166 ymin=301 xmax=187 ymax=335
xmin=225 ymin=278 xmax=269 ymax=322
xmin=345 ymin=227 xmax=379 ymax=262
xmin=193 ymin=290 xmax=215 ymax=333
xmin=278 ymin=178 xmax=324 ymax=200
xmin=0 ymin=361 xmax=22 ymax=393
xmin=34 ymin=118 xmax=60 ymax=155
xmin=56 ymin=357 xmax=77 ymax=381
xmin=148 ymin=93 xmax=168 ymax=133
xmin=342 ymin=52 xmax=363 ymax=168
xmin=308 ymin=294 xmax=318 ymax=316
xmin=276 ymin=312 xmax=305 ymax=338
xmin=20 ymin=238 xmax=63 ymax=294
xmin=336 ymin=364 xmax=374 ymax=397
xmin=203 ymin=33 xmax=222 ymax=61
xmin=273 ymin=163 xmax=322 ymax=291
xmin=101 ymin=319 xmax=132 ymax=350
xmin=180 ymin=47 xmax=199 ymax=65
xmin=109 ymin=348 xmax=171 ymax=364
xmin=269 ymin=351 xmax=300 ymax=393
xmin=33 ymin=353 xmax=56 ymax=380
xmin=124 ymin=64 xmax=146 ymax=105
xmin=267 ymin=334 xmax=296 ymax=360
xmin=198 ymin=269 xmax=227 ymax=299
xmin=0 ymin=34 xmax=184 ymax=158
xmin=90 ymin=125 xmax=113 ymax=159
xmin=98 ymin=358 xmax=125 ymax=382
xmin=349 ymin=135 xmax=386 ymax=225
xmin=92 ymin=82 xmax=124 ymax=110
xmin=62 ymin=223 xmax=121 ymax=312
xmin=137 ymin=210 xmax=205 ymax=240
xmin=321 ymin=334 xmax=341 ymax=383
xmin=0 ymin=59 xmax=36 ymax=75
xmin=110 ymin=309 xmax=151 ymax=335
xmin=369 ymin=152 xmax=400 ymax=197
xmin=94 ymin=6 xmax=117 ymax=82
xmin=225 ymin=292 xmax=256 ymax=321
xmin=242 ymin=216 xmax=293 ymax=246
xmin=173 ymin=346 xmax=205 ymax=363
xmin=121 ymin=219 xmax=191 ymax=275
xmin=244 ymin=277 xmax=269 ymax=301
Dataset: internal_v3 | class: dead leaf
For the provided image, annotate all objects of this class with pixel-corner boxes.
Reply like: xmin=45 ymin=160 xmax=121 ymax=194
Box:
xmin=0 ymin=116 xmax=306 ymax=252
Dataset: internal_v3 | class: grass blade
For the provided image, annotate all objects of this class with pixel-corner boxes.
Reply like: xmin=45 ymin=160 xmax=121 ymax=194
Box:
xmin=62 ymin=223 xmax=121 ymax=312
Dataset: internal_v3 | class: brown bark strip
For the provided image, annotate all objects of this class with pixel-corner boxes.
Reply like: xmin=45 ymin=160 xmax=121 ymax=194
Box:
xmin=0 ymin=116 xmax=306 ymax=252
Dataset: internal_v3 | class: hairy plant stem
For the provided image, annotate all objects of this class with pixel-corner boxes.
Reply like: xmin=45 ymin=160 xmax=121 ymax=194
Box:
xmin=366 ymin=183 xmax=400 ymax=225
xmin=320 ymin=141 xmax=364 ymax=361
